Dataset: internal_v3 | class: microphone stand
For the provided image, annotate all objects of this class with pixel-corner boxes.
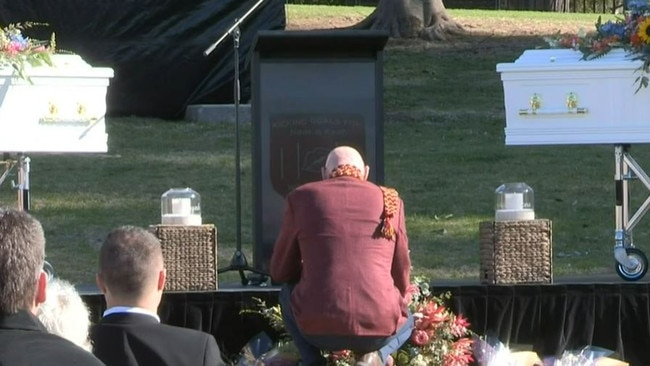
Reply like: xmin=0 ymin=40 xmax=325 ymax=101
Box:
xmin=204 ymin=0 xmax=268 ymax=286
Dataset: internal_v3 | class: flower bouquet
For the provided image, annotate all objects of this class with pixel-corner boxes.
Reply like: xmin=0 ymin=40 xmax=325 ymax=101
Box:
xmin=0 ymin=22 xmax=55 ymax=81
xmin=544 ymin=0 xmax=650 ymax=91
xmin=472 ymin=336 xmax=629 ymax=366
xmin=545 ymin=347 xmax=629 ymax=366
xmin=240 ymin=277 xmax=474 ymax=366
xmin=472 ymin=336 xmax=544 ymax=366
xmin=392 ymin=276 xmax=474 ymax=366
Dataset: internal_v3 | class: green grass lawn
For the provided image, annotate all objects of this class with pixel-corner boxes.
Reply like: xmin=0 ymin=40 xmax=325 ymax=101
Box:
xmin=285 ymin=4 xmax=616 ymax=23
xmin=1 ymin=6 xmax=645 ymax=285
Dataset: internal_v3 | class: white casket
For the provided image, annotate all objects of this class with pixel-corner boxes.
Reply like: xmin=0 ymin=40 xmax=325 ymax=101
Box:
xmin=0 ymin=55 xmax=114 ymax=153
xmin=496 ymin=48 xmax=650 ymax=145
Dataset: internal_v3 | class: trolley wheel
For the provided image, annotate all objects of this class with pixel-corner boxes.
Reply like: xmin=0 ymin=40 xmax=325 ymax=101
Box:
xmin=615 ymin=248 xmax=649 ymax=281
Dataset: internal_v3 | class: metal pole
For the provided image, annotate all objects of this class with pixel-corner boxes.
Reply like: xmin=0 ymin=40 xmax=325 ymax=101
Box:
xmin=614 ymin=144 xmax=634 ymax=269
xmin=234 ymin=24 xmax=242 ymax=258
xmin=206 ymin=0 xmax=269 ymax=285
xmin=203 ymin=0 xmax=266 ymax=56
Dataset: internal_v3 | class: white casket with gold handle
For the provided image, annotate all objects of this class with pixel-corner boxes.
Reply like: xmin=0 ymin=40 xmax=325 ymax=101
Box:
xmin=0 ymin=54 xmax=114 ymax=153
xmin=497 ymin=48 xmax=650 ymax=146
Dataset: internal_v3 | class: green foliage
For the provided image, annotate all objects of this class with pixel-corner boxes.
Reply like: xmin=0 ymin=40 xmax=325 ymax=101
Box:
xmin=241 ymin=298 xmax=288 ymax=338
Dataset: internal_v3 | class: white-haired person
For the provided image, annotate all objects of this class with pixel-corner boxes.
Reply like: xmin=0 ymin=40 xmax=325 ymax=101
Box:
xmin=37 ymin=277 xmax=93 ymax=351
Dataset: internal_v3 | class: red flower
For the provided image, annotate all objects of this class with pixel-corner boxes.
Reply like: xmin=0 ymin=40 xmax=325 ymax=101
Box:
xmin=329 ymin=350 xmax=352 ymax=361
xmin=410 ymin=329 xmax=430 ymax=346
xmin=5 ymin=42 xmax=23 ymax=55
xmin=558 ymin=35 xmax=579 ymax=48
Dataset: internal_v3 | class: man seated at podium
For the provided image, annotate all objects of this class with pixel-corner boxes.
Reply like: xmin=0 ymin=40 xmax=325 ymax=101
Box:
xmin=270 ymin=146 xmax=413 ymax=366
xmin=91 ymin=226 xmax=226 ymax=366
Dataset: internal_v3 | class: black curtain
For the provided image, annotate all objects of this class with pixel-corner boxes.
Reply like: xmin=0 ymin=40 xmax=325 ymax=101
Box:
xmin=82 ymin=284 xmax=650 ymax=365
xmin=0 ymin=0 xmax=286 ymax=119
xmin=443 ymin=284 xmax=650 ymax=365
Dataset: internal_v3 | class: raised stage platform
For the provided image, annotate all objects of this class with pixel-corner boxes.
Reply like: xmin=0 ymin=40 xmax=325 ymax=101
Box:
xmin=79 ymin=275 xmax=650 ymax=365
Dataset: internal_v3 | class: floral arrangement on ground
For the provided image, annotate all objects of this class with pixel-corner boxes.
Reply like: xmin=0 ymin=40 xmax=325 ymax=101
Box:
xmin=242 ymin=276 xmax=475 ymax=366
xmin=0 ymin=22 xmax=55 ymax=80
xmin=544 ymin=0 xmax=650 ymax=91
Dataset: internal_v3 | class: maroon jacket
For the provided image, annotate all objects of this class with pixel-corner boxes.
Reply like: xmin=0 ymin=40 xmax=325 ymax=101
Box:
xmin=270 ymin=176 xmax=411 ymax=337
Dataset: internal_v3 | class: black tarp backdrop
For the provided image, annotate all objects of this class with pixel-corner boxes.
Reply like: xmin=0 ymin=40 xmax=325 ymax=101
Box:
xmin=0 ymin=0 xmax=286 ymax=119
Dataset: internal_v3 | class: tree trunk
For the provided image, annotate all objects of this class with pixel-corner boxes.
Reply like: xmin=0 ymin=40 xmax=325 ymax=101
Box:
xmin=353 ymin=0 xmax=465 ymax=40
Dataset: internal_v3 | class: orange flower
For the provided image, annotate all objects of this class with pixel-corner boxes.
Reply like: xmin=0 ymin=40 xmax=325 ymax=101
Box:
xmin=443 ymin=338 xmax=474 ymax=366
xmin=425 ymin=302 xmax=448 ymax=324
xmin=451 ymin=314 xmax=471 ymax=337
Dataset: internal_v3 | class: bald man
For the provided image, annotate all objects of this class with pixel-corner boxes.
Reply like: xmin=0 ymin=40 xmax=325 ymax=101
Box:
xmin=270 ymin=146 xmax=413 ymax=366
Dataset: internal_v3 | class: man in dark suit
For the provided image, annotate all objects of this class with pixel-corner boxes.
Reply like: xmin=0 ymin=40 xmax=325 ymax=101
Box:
xmin=0 ymin=208 xmax=105 ymax=366
xmin=270 ymin=146 xmax=414 ymax=366
xmin=90 ymin=226 xmax=226 ymax=366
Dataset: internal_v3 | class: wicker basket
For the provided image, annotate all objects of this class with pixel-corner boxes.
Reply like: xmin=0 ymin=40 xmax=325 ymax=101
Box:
xmin=149 ymin=225 xmax=218 ymax=292
xmin=479 ymin=219 xmax=553 ymax=284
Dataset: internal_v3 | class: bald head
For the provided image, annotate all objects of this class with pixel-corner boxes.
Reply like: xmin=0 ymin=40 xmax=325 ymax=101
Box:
xmin=322 ymin=146 xmax=369 ymax=181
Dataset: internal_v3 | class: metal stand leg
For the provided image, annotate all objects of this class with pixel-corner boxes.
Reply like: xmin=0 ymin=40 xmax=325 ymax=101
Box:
xmin=613 ymin=144 xmax=649 ymax=280
xmin=0 ymin=158 xmax=17 ymax=190
xmin=0 ymin=154 xmax=29 ymax=211
xmin=17 ymin=155 xmax=30 ymax=211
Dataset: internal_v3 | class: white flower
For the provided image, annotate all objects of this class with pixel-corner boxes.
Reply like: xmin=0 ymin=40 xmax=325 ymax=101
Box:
xmin=410 ymin=354 xmax=428 ymax=366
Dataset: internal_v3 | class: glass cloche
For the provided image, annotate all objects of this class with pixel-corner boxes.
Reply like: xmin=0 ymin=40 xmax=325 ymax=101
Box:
xmin=494 ymin=182 xmax=535 ymax=221
xmin=161 ymin=187 xmax=202 ymax=225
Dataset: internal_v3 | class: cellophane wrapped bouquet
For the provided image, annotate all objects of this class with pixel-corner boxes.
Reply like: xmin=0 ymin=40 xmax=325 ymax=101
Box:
xmin=473 ymin=335 xmax=628 ymax=366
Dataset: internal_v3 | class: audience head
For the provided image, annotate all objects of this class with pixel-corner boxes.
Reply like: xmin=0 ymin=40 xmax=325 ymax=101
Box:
xmin=96 ymin=225 xmax=165 ymax=311
xmin=37 ymin=278 xmax=93 ymax=351
xmin=0 ymin=208 xmax=47 ymax=314
xmin=322 ymin=146 xmax=369 ymax=181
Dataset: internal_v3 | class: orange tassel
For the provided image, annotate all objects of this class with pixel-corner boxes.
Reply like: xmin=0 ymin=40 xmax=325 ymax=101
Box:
xmin=379 ymin=186 xmax=399 ymax=240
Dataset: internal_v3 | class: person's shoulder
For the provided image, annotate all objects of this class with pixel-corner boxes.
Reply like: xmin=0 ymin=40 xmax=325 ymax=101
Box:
xmin=31 ymin=332 xmax=104 ymax=364
xmin=157 ymin=322 xmax=215 ymax=340
xmin=295 ymin=180 xmax=324 ymax=191
xmin=286 ymin=180 xmax=324 ymax=198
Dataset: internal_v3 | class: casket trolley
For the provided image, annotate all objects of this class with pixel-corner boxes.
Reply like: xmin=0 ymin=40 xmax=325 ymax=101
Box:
xmin=497 ymin=48 xmax=650 ymax=281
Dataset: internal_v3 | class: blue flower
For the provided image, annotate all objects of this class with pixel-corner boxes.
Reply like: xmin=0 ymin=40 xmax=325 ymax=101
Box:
xmin=599 ymin=21 xmax=627 ymax=39
xmin=627 ymin=0 xmax=648 ymax=14
xmin=8 ymin=32 xmax=29 ymax=50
